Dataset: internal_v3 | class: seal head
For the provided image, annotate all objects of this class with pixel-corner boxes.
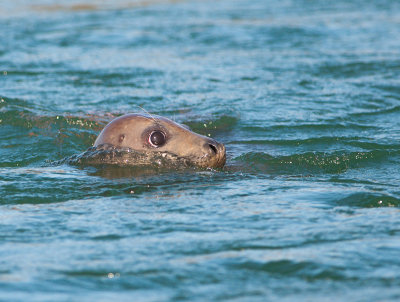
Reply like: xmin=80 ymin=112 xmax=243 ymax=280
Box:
xmin=93 ymin=113 xmax=226 ymax=169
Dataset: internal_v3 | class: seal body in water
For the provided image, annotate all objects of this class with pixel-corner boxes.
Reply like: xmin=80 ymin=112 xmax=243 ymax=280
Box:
xmin=74 ymin=114 xmax=226 ymax=169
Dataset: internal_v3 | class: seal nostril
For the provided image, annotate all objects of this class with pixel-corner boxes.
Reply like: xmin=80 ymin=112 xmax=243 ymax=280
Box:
xmin=208 ymin=143 xmax=218 ymax=155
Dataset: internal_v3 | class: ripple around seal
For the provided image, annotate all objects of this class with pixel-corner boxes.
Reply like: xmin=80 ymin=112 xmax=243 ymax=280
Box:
xmin=0 ymin=165 xmax=233 ymax=205
xmin=0 ymin=167 xmax=158 ymax=204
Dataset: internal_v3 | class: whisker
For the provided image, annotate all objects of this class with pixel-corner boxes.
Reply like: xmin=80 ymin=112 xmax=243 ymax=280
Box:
xmin=133 ymin=105 xmax=158 ymax=124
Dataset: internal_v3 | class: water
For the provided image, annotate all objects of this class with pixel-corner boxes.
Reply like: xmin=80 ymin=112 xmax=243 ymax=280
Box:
xmin=1 ymin=0 xmax=400 ymax=301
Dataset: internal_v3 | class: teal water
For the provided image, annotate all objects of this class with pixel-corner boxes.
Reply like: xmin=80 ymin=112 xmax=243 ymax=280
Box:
xmin=1 ymin=0 xmax=400 ymax=301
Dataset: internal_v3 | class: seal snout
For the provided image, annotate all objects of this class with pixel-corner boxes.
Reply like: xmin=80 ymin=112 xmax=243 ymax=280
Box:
xmin=203 ymin=138 xmax=226 ymax=168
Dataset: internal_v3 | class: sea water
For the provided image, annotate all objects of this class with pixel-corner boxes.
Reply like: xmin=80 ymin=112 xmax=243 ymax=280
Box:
xmin=1 ymin=0 xmax=400 ymax=301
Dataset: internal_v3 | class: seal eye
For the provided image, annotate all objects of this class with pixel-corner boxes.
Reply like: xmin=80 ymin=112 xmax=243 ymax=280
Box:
xmin=149 ymin=130 xmax=166 ymax=147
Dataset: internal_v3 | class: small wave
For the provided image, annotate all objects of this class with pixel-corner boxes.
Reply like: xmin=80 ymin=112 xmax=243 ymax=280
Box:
xmin=184 ymin=115 xmax=238 ymax=136
xmin=0 ymin=97 xmax=116 ymax=155
xmin=229 ymin=259 xmax=344 ymax=281
xmin=64 ymin=68 xmax=163 ymax=88
xmin=229 ymin=136 xmax=361 ymax=147
xmin=0 ymin=96 xmax=39 ymax=111
xmin=314 ymin=60 xmax=400 ymax=79
xmin=348 ymin=105 xmax=400 ymax=117
xmin=230 ymin=137 xmax=400 ymax=151
xmin=0 ymin=99 xmax=107 ymax=166
xmin=234 ymin=150 xmax=395 ymax=174
xmin=242 ymin=122 xmax=377 ymax=134
xmin=332 ymin=192 xmax=400 ymax=208
xmin=373 ymin=84 xmax=400 ymax=98
xmin=0 ymin=98 xmax=107 ymax=131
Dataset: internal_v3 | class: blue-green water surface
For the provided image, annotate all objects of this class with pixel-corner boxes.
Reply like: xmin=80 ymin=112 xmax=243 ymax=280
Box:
xmin=1 ymin=0 xmax=400 ymax=301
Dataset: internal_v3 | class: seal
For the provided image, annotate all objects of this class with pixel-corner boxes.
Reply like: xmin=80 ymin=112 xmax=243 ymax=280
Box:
xmin=83 ymin=113 xmax=226 ymax=169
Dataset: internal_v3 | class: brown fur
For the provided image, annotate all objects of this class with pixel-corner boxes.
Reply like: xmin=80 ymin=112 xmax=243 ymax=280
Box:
xmin=94 ymin=114 xmax=226 ymax=168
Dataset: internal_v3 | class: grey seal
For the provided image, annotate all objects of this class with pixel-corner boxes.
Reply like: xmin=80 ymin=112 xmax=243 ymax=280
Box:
xmin=72 ymin=113 xmax=226 ymax=169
